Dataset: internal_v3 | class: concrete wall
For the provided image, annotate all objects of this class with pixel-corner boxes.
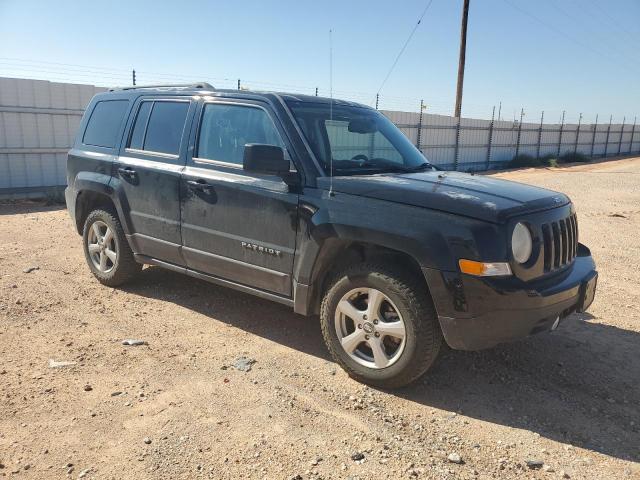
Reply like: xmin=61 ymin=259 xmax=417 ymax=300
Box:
xmin=0 ymin=77 xmax=105 ymax=197
xmin=1 ymin=77 xmax=638 ymax=197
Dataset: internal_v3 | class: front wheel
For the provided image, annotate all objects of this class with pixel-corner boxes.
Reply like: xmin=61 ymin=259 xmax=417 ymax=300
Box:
xmin=320 ymin=262 xmax=442 ymax=388
xmin=82 ymin=208 xmax=141 ymax=287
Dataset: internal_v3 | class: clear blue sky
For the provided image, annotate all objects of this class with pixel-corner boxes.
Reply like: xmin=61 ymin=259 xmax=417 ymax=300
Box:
xmin=1 ymin=0 xmax=638 ymax=122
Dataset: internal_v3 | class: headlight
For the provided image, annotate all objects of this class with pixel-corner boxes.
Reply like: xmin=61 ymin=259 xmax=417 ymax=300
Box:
xmin=512 ymin=222 xmax=532 ymax=264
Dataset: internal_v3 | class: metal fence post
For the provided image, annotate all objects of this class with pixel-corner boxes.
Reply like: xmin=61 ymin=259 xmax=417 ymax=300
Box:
xmin=237 ymin=79 xmax=241 ymax=90
xmin=630 ymin=117 xmax=637 ymax=153
xmin=454 ymin=116 xmax=462 ymax=170
xmin=536 ymin=111 xmax=544 ymax=159
xmin=574 ymin=113 xmax=582 ymax=154
xmin=604 ymin=115 xmax=612 ymax=157
xmin=486 ymin=106 xmax=495 ymax=170
xmin=617 ymin=117 xmax=625 ymax=155
xmin=515 ymin=108 xmax=524 ymax=157
xmin=416 ymin=100 xmax=424 ymax=149
xmin=590 ymin=114 xmax=598 ymax=158
xmin=557 ymin=110 xmax=565 ymax=158
xmin=375 ymin=94 xmax=379 ymax=110
xmin=132 ymin=69 xmax=136 ymax=86
xmin=315 ymin=87 xmax=318 ymax=96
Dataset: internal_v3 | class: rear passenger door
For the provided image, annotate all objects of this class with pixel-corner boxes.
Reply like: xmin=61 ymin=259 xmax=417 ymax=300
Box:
xmin=180 ymin=99 xmax=299 ymax=297
xmin=114 ymin=97 xmax=195 ymax=266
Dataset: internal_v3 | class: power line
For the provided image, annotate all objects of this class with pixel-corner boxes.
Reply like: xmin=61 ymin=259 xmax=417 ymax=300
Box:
xmin=548 ymin=0 xmax=637 ymax=61
xmin=501 ymin=0 xmax=640 ymax=76
xmin=374 ymin=0 xmax=435 ymax=101
xmin=584 ymin=0 xmax=640 ymax=48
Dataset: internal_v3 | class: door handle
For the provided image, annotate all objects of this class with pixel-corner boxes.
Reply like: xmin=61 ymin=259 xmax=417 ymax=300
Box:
xmin=187 ymin=179 xmax=212 ymax=193
xmin=118 ymin=167 xmax=137 ymax=178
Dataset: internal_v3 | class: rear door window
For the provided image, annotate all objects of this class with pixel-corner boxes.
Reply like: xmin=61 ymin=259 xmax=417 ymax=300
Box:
xmin=83 ymin=100 xmax=129 ymax=148
xmin=127 ymin=100 xmax=190 ymax=156
xmin=128 ymin=101 xmax=152 ymax=150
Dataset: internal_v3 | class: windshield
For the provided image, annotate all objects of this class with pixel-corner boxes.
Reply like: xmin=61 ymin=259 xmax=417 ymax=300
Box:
xmin=286 ymin=101 xmax=432 ymax=175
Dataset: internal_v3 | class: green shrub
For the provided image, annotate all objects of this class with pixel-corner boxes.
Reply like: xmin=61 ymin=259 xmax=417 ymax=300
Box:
xmin=559 ymin=152 xmax=591 ymax=163
xmin=537 ymin=154 xmax=560 ymax=167
xmin=508 ymin=154 xmax=541 ymax=168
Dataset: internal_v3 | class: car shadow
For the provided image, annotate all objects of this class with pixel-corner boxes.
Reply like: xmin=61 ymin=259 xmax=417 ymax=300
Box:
xmin=122 ymin=266 xmax=639 ymax=463
xmin=0 ymin=202 xmax=66 ymax=216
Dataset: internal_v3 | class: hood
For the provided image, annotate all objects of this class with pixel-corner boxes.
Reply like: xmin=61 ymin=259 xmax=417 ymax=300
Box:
xmin=319 ymin=170 xmax=570 ymax=223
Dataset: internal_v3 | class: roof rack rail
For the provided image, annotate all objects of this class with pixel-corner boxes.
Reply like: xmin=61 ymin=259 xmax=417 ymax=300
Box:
xmin=109 ymin=82 xmax=215 ymax=91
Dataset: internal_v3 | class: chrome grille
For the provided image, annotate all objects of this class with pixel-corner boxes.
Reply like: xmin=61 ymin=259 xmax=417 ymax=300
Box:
xmin=541 ymin=213 xmax=578 ymax=272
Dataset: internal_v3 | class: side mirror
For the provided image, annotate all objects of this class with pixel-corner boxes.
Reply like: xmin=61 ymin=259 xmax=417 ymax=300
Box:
xmin=243 ymin=144 xmax=290 ymax=176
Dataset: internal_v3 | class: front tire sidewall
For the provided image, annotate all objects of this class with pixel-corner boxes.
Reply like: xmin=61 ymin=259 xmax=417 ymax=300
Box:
xmin=322 ymin=271 xmax=427 ymax=387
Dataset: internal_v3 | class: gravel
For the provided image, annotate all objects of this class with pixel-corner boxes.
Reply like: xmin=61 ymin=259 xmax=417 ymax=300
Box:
xmin=1 ymin=158 xmax=639 ymax=479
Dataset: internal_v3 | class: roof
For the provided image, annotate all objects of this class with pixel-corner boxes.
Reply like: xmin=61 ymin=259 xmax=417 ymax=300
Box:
xmin=101 ymin=82 xmax=371 ymax=109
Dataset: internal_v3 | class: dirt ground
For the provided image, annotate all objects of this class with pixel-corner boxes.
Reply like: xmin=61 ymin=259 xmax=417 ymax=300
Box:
xmin=1 ymin=158 xmax=639 ymax=480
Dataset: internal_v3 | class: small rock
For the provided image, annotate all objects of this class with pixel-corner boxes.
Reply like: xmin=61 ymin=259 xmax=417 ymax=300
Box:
xmin=23 ymin=266 xmax=39 ymax=273
xmin=447 ymin=453 xmax=463 ymax=464
xmin=143 ymin=437 xmax=152 ymax=444
xmin=83 ymin=385 xmax=93 ymax=392
xmin=78 ymin=468 xmax=91 ymax=478
xmin=110 ymin=391 xmax=123 ymax=397
xmin=525 ymin=459 xmax=544 ymax=469
xmin=560 ymin=471 xmax=570 ymax=479
xmin=122 ymin=339 xmax=147 ymax=346
xmin=351 ymin=452 xmax=365 ymax=461
xmin=232 ymin=356 xmax=256 ymax=372
xmin=543 ymin=464 xmax=554 ymax=472
xmin=48 ymin=359 xmax=76 ymax=368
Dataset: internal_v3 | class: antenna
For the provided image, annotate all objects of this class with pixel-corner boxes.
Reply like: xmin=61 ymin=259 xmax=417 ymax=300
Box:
xmin=329 ymin=28 xmax=335 ymax=197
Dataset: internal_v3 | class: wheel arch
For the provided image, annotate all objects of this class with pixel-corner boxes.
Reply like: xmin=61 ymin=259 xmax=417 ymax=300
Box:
xmin=73 ymin=174 xmax=131 ymax=236
xmin=300 ymin=237 xmax=435 ymax=317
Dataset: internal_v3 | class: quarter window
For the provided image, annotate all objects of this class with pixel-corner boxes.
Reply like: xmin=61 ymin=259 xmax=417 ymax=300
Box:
xmin=197 ymin=103 xmax=284 ymax=165
xmin=83 ymin=100 xmax=129 ymax=148
xmin=128 ymin=100 xmax=190 ymax=155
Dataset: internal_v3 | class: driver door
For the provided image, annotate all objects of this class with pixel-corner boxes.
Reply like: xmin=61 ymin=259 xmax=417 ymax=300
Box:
xmin=180 ymin=99 xmax=299 ymax=297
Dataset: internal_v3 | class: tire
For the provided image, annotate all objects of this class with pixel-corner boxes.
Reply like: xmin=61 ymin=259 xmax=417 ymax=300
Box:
xmin=82 ymin=208 xmax=141 ymax=287
xmin=320 ymin=262 xmax=442 ymax=388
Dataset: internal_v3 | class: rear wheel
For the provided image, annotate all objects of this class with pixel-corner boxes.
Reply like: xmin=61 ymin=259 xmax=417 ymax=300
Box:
xmin=82 ymin=209 xmax=140 ymax=286
xmin=320 ymin=262 xmax=442 ymax=388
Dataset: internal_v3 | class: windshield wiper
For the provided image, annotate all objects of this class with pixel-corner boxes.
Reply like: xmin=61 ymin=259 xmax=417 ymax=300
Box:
xmin=329 ymin=160 xmax=434 ymax=175
xmin=405 ymin=162 xmax=434 ymax=172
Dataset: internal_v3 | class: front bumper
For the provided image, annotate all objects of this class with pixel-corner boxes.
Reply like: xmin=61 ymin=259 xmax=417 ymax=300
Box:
xmin=424 ymin=244 xmax=597 ymax=351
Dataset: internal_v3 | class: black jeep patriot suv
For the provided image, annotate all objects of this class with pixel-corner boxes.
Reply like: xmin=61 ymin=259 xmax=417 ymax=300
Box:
xmin=66 ymin=83 xmax=597 ymax=388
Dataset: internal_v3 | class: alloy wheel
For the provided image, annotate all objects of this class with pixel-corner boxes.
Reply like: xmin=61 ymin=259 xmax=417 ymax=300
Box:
xmin=334 ymin=287 xmax=407 ymax=369
xmin=87 ymin=220 xmax=117 ymax=273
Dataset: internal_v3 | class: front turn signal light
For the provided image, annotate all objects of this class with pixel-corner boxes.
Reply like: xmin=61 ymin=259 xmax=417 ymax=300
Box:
xmin=458 ymin=259 xmax=512 ymax=277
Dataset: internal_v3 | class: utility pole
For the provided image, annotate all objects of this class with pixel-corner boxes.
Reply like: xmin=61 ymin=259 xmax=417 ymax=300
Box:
xmin=454 ymin=0 xmax=470 ymax=118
